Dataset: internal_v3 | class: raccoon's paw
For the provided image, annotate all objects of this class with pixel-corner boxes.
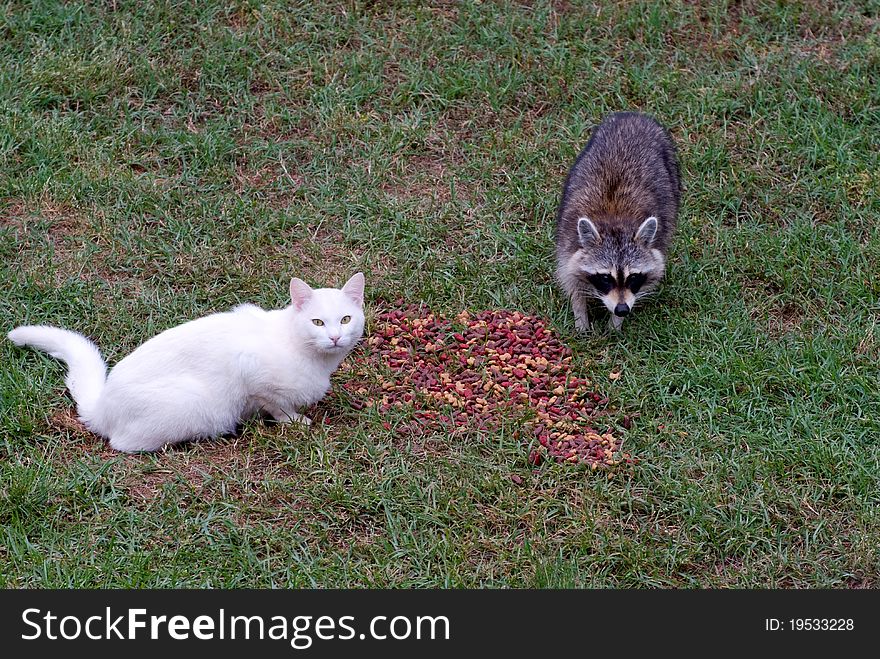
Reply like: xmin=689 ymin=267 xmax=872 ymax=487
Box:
xmin=574 ymin=315 xmax=591 ymax=333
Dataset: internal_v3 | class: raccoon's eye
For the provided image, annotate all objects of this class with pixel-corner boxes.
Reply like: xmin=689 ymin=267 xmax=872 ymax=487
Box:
xmin=587 ymin=273 xmax=615 ymax=294
xmin=312 ymin=319 xmax=324 ymax=326
xmin=626 ymin=273 xmax=648 ymax=293
xmin=340 ymin=315 xmax=351 ymax=324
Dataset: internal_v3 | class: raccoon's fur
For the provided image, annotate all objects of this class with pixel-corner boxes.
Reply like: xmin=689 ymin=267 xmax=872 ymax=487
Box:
xmin=555 ymin=112 xmax=681 ymax=331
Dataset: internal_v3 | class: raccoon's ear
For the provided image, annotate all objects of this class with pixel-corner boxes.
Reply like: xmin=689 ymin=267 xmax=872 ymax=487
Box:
xmin=635 ymin=216 xmax=658 ymax=246
xmin=577 ymin=217 xmax=601 ymax=247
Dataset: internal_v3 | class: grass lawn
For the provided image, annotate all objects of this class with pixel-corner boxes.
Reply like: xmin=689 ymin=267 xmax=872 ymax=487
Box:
xmin=1 ymin=0 xmax=879 ymax=587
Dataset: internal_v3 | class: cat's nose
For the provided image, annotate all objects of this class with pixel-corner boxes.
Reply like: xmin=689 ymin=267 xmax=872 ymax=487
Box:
xmin=330 ymin=335 xmax=340 ymax=345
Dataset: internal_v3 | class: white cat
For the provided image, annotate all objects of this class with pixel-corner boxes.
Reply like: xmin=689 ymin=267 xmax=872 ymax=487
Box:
xmin=8 ymin=273 xmax=366 ymax=453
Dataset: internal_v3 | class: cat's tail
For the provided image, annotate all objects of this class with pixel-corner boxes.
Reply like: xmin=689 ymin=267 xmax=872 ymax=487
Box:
xmin=8 ymin=325 xmax=107 ymax=418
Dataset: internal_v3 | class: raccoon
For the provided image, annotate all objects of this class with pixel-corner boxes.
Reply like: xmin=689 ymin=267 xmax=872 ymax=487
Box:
xmin=555 ymin=112 xmax=680 ymax=331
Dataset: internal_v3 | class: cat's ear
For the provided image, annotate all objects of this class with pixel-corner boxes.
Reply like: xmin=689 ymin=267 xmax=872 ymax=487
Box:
xmin=289 ymin=277 xmax=313 ymax=310
xmin=341 ymin=272 xmax=365 ymax=307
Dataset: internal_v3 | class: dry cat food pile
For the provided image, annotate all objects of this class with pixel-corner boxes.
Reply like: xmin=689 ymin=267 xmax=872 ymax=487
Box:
xmin=344 ymin=305 xmax=632 ymax=468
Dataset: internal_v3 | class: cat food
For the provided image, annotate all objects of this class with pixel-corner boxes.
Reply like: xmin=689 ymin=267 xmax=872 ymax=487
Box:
xmin=343 ymin=305 xmax=632 ymax=468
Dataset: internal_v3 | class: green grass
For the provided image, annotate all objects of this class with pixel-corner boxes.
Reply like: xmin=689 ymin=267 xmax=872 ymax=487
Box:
xmin=2 ymin=0 xmax=879 ymax=587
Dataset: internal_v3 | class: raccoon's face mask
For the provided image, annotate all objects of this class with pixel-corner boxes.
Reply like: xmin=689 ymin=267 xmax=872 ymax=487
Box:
xmin=576 ymin=216 xmax=666 ymax=321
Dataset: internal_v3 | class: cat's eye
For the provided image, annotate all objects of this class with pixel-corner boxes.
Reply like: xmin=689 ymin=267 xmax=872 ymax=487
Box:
xmin=312 ymin=319 xmax=324 ymax=326
xmin=340 ymin=315 xmax=351 ymax=324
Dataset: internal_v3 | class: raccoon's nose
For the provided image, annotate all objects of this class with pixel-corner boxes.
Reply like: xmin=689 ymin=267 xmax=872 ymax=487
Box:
xmin=614 ymin=303 xmax=630 ymax=317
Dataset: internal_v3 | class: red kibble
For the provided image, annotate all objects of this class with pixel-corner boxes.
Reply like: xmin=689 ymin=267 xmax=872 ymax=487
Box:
xmin=340 ymin=305 xmax=626 ymax=468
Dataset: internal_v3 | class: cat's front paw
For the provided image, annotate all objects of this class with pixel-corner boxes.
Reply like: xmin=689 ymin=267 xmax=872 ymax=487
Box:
xmin=292 ymin=413 xmax=312 ymax=427
xmin=266 ymin=405 xmax=312 ymax=427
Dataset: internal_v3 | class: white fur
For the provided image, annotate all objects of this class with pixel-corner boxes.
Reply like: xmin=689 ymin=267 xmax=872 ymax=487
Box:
xmin=8 ymin=273 xmax=366 ymax=453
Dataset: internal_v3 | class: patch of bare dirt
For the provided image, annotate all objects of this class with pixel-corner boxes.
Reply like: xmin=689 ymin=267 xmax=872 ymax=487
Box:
xmin=768 ymin=302 xmax=805 ymax=336
xmin=269 ymin=224 xmax=397 ymax=295
xmin=2 ymin=199 xmax=131 ymax=287
xmin=40 ymin=406 xmax=302 ymax=511
xmin=42 ymin=408 xmax=118 ymax=463
xmin=843 ymin=574 xmax=877 ymax=589
xmin=3 ymin=199 xmax=87 ymax=237
xmin=381 ymin=154 xmax=465 ymax=205
xmin=224 ymin=6 xmax=255 ymax=34
xmin=742 ymin=282 xmax=807 ymax=339
xmin=121 ymin=436 xmax=298 ymax=503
